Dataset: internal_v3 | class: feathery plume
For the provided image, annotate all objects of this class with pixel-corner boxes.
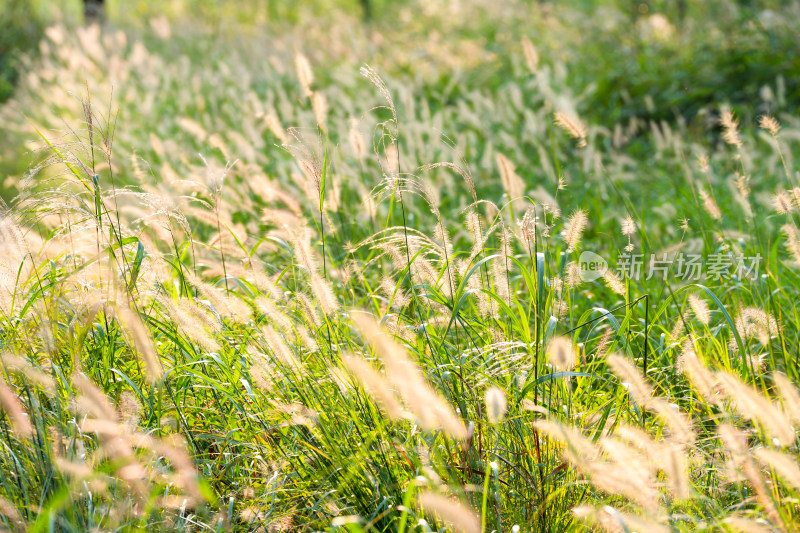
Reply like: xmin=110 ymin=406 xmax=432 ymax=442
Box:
xmin=772 ymin=191 xmax=793 ymax=214
xmin=547 ymin=336 xmax=577 ymax=371
xmin=484 ymin=386 xmax=507 ymax=424
xmin=782 ymin=223 xmax=800 ymax=263
xmin=73 ymin=373 xmax=118 ymax=422
xmin=734 ymin=307 xmax=779 ymax=346
xmin=545 ymin=419 xmax=661 ymax=511
xmin=754 ymin=448 xmax=800 ymax=491
xmin=117 ymin=306 xmax=163 ymax=381
xmin=699 ymin=189 xmax=722 ymax=220
xmin=607 ymin=354 xmax=652 ymax=402
xmin=342 ymin=353 xmax=404 ymax=419
xmin=264 ymin=113 xmax=289 ymax=144
xmin=295 ymin=52 xmax=314 ymax=98
xmin=565 ymin=261 xmax=582 ymax=288
xmin=573 ymin=505 xmax=670 ymax=533
xmin=348 ymin=118 xmax=366 ymax=159
xmin=697 ymin=154 xmax=710 ymax=174
xmin=688 ymin=294 xmax=710 ymax=325
xmin=658 ymin=443 xmax=690 ymax=499
xmin=715 ymin=371 xmax=795 ymax=446
xmin=521 ymin=36 xmax=539 ymax=73
xmin=720 ymin=109 xmax=742 ymax=147
xmin=262 ymin=326 xmax=304 ymax=374
xmin=621 ymin=216 xmax=636 ymax=236
xmin=535 ymin=419 xmax=600 ymax=464
xmin=417 ymin=492 xmax=480 ymax=533
xmin=603 ymin=269 xmax=626 ymax=295
xmin=311 ymin=92 xmax=327 ymax=130
xmin=774 ymin=372 xmax=800 ymax=425
xmin=309 ymin=274 xmax=338 ymax=315
xmin=608 ymin=354 xmax=694 ymax=445
xmin=564 ymin=209 xmax=588 ymax=253
xmin=0 ymin=381 xmax=33 ymax=437
xmin=497 ymin=152 xmax=526 ymax=210
xmin=678 ymin=344 xmax=721 ymax=405
xmin=758 ymin=115 xmax=780 ymax=136
xmin=718 ymin=424 xmax=784 ymax=527
xmin=351 ymin=313 xmax=467 ymax=439
xmin=554 ymin=111 xmax=588 ymax=148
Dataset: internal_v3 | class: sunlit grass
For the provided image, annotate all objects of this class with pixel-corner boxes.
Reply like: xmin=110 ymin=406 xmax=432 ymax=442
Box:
xmin=0 ymin=3 xmax=799 ymax=532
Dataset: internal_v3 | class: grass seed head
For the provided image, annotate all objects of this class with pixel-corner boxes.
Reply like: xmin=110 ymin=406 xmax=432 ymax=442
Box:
xmin=564 ymin=209 xmax=588 ymax=253
xmin=688 ymin=294 xmax=710 ymax=325
xmin=484 ymin=386 xmax=507 ymax=424
xmin=603 ymin=269 xmax=626 ymax=295
xmin=294 ymin=52 xmax=314 ymax=98
xmin=417 ymin=491 xmax=480 ymax=533
xmin=548 ymin=336 xmax=577 ymax=371
xmin=720 ymin=108 xmax=743 ymax=147
xmin=521 ymin=36 xmax=539 ymax=73
xmin=0 ymin=381 xmax=33 ymax=438
xmin=554 ymin=111 xmax=588 ymax=148
xmin=758 ymin=115 xmax=780 ymax=136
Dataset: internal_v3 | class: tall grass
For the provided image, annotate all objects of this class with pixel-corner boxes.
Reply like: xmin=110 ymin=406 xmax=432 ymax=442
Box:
xmin=0 ymin=3 xmax=799 ymax=531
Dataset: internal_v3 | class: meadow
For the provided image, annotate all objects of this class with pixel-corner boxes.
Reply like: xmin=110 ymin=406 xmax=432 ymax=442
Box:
xmin=1 ymin=1 xmax=800 ymax=531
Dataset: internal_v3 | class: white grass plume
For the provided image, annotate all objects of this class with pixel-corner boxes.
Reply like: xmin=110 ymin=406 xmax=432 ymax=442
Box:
xmin=351 ymin=312 xmax=467 ymax=439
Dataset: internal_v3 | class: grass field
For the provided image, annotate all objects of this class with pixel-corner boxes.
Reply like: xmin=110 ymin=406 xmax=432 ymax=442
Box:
xmin=1 ymin=1 xmax=800 ymax=531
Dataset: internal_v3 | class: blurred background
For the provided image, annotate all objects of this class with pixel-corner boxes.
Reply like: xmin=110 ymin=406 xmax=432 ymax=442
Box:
xmin=3 ymin=0 xmax=798 ymax=114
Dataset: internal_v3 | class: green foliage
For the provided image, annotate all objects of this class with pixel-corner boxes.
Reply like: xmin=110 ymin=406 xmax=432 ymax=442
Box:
xmin=575 ymin=4 xmax=800 ymax=125
xmin=0 ymin=0 xmax=44 ymax=103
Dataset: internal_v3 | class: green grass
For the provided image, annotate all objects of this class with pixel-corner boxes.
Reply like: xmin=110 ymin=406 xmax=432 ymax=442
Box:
xmin=0 ymin=1 xmax=800 ymax=531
